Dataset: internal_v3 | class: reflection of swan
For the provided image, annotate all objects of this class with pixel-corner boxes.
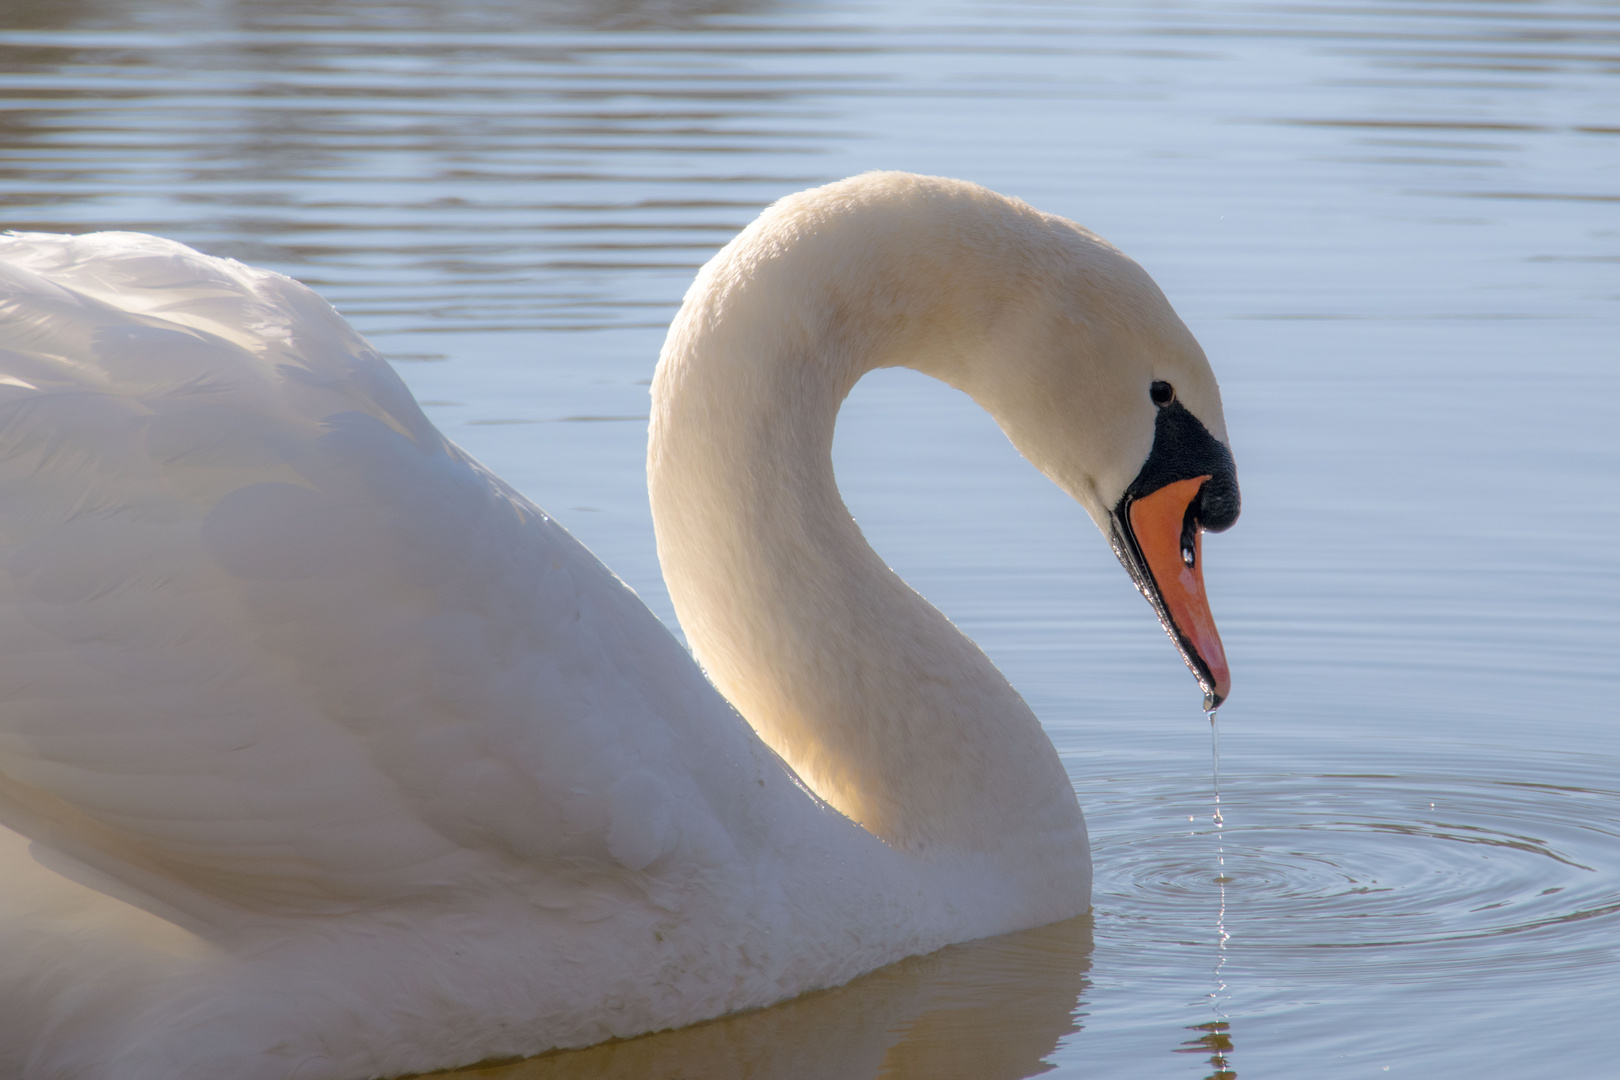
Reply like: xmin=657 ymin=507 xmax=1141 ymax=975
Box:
xmin=455 ymin=916 xmax=1093 ymax=1080
xmin=0 ymin=172 xmax=1237 ymax=1079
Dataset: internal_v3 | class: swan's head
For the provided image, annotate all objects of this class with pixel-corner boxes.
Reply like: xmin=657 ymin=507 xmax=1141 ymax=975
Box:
xmin=894 ymin=180 xmax=1242 ymax=708
xmin=1099 ymin=379 xmax=1240 ymax=712
xmin=664 ymin=171 xmax=1240 ymax=707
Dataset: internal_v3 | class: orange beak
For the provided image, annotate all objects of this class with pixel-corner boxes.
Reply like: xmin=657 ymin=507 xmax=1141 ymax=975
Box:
xmin=1123 ymin=475 xmax=1231 ymax=709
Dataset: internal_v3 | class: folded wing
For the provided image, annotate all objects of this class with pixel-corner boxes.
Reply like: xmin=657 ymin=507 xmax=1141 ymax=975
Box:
xmin=0 ymin=234 xmax=751 ymax=923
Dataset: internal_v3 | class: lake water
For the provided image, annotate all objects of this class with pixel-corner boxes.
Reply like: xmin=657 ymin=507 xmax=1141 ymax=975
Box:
xmin=3 ymin=0 xmax=1618 ymax=1076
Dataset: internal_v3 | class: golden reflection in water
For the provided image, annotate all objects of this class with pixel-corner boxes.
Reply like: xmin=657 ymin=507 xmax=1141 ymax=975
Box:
xmin=434 ymin=915 xmax=1092 ymax=1080
xmin=1176 ymin=1021 xmax=1236 ymax=1080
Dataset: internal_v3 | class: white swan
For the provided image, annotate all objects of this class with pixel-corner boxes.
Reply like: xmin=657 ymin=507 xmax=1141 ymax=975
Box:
xmin=0 ymin=172 xmax=1237 ymax=1080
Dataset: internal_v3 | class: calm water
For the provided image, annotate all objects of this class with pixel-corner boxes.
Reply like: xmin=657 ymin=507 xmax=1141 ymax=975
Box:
xmin=3 ymin=0 xmax=1618 ymax=1076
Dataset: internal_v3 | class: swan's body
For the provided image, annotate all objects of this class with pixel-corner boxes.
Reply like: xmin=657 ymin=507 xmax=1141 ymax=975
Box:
xmin=0 ymin=173 xmax=1236 ymax=1079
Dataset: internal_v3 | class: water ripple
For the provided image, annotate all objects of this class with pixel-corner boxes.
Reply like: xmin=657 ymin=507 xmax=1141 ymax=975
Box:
xmin=1094 ymin=761 xmax=1620 ymax=981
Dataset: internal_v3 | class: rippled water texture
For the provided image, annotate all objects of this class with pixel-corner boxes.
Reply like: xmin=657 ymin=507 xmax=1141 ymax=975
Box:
xmin=2 ymin=1 xmax=1618 ymax=1076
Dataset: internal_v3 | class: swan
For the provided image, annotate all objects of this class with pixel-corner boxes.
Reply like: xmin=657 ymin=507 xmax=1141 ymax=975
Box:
xmin=0 ymin=171 xmax=1237 ymax=1080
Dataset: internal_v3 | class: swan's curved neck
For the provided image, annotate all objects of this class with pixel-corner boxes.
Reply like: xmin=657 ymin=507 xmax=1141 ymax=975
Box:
xmin=648 ymin=187 xmax=1086 ymax=875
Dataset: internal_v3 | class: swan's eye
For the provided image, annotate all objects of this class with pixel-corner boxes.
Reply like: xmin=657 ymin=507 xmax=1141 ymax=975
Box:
xmin=1150 ymin=381 xmax=1175 ymax=407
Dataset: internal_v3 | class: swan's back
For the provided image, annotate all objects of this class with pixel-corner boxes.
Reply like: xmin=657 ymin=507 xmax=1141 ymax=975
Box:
xmin=1 ymin=232 xmax=708 ymax=909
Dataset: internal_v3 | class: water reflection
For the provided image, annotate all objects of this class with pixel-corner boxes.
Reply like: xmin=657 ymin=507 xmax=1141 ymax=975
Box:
xmin=3 ymin=0 xmax=1613 ymax=336
xmin=441 ymin=917 xmax=1092 ymax=1080
xmin=0 ymin=0 xmax=834 ymax=335
xmin=0 ymin=0 xmax=765 ymax=32
xmin=1176 ymin=1021 xmax=1236 ymax=1080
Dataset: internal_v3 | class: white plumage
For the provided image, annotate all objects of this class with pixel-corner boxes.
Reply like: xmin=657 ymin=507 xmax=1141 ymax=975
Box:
xmin=0 ymin=172 xmax=1231 ymax=1079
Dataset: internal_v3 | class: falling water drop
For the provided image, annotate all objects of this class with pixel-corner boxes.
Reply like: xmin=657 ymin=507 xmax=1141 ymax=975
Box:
xmin=1206 ymin=707 xmax=1232 ymax=1065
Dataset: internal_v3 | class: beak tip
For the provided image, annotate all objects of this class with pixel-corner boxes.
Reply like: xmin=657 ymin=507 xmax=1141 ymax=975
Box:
xmin=1199 ymin=650 xmax=1230 ymax=713
xmin=1200 ymin=663 xmax=1230 ymax=712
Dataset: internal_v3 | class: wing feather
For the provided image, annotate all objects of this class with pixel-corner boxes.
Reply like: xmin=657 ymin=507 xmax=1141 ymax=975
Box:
xmin=0 ymin=234 xmax=739 ymax=921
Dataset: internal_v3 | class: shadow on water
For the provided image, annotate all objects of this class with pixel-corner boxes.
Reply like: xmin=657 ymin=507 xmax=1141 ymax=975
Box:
xmin=435 ymin=915 xmax=1092 ymax=1080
